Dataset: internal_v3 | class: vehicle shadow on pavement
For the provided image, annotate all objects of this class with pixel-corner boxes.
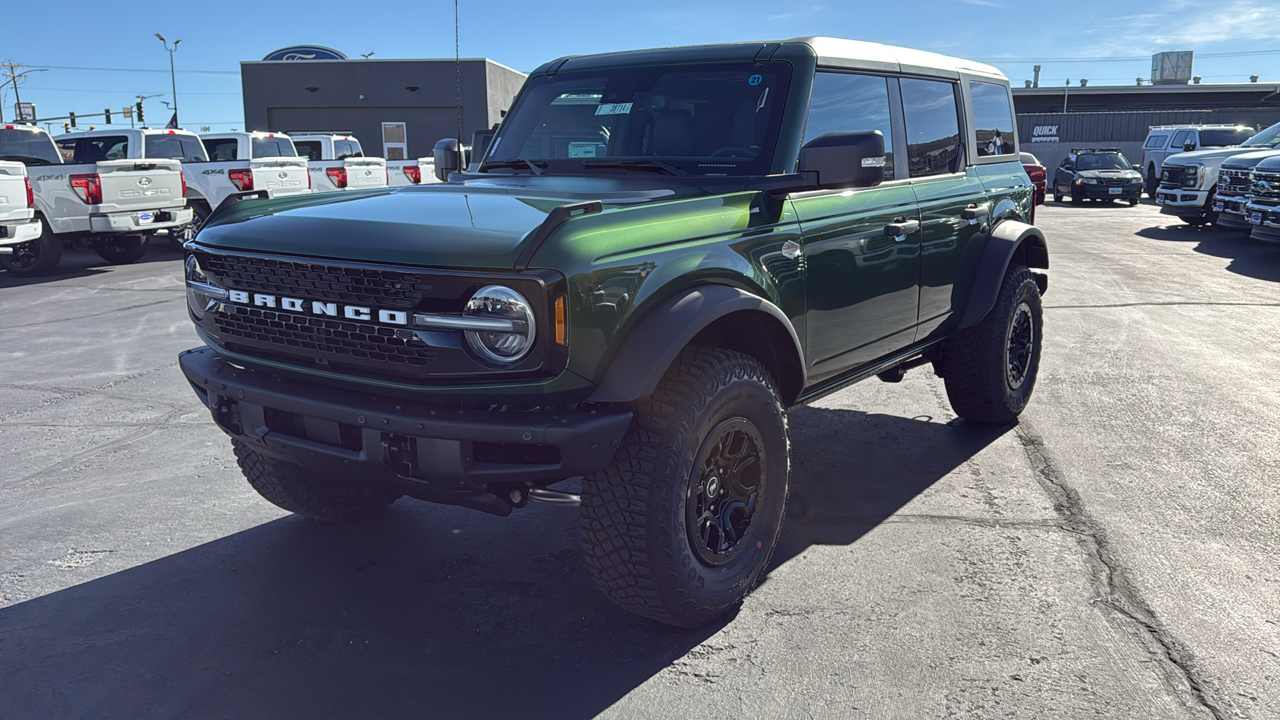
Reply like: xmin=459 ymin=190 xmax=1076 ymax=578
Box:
xmin=0 ymin=408 xmax=1004 ymax=720
xmin=1137 ymin=225 xmax=1280 ymax=282
xmin=0 ymin=243 xmax=184 ymax=288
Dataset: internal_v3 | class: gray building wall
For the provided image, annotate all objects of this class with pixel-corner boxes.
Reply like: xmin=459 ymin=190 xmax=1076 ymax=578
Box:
xmin=240 ymin=59 xmax=526 ymax=159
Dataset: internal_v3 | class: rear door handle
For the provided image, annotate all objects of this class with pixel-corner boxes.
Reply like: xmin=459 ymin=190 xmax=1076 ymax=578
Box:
xmin=884 ymin=218 xmax=920 ymax=239
xmin=962 ymin=204 xmax=990 ymax=220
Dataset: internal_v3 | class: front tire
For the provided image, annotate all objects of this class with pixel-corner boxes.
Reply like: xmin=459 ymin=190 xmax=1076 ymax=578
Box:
xmin=93 ymin=235 xmax=149 ymax=264
xmin=0 ymin=217 xmax=62 ymax=276
xmin=232 ymin=440 xmax=400 ymax=521
xmin=937 ymin=265 xmax=1043 ymax=424
xmin=580 ymin=347 xmax=790 ymax=628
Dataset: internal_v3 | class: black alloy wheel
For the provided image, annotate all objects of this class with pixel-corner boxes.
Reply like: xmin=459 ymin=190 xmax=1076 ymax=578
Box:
xmin=0 ymin=217 xmax=61 ymax=276
xmin=686 ymin=417 xmax=766 ymax=567
xmin=1005 ymin=301 xmax=1035 ymax=392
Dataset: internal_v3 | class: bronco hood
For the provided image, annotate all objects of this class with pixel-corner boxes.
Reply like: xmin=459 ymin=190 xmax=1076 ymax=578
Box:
xmin=195 ymin=180 xmax=692 ymax=268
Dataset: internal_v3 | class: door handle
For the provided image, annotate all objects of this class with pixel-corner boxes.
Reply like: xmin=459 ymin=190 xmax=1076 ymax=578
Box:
xmin=962 ymin=204 xmax=990 ymax=220
xmin=884 ymin=218 xmax=920 ymax=239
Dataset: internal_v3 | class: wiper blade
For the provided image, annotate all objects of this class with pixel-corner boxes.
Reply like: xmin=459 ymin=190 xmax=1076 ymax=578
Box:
xmin=479 ymin=158 xmax=546 ymax=175
xmin=582 ymin=159 xmax=687 ymax=177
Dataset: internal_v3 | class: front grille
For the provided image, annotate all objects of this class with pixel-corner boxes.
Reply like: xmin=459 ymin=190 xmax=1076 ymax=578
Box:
xmin=1104 ymin=179 xmax=1125 ymax=187
xmin=200 ymin=253 xmax=431 ymax=310
xmin=1253 ymin=172 xmax=1280 ymax=200
xmin=215 ymin=305 xmax=433 ymax=368
xmin=1163 ymin=166 xmax=1186 ymax=186
xmin=1219 ymin=169 xmax=1252 ymax=195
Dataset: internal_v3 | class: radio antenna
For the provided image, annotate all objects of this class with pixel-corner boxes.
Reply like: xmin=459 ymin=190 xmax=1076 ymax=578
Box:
xmin=455 ymin=0 xmax=463 ymax=149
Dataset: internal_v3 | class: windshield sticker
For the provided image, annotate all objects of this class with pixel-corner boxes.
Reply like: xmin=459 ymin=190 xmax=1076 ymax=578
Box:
xmin=595 ymin=102 xmax=633 ymax=116
xmin=568 ymin=142 xmax=603 ymax=158
xmin=756 ymin=87 xmax=770 ymax=113
xmin=748 ymin=74 xmax=763 ymax=86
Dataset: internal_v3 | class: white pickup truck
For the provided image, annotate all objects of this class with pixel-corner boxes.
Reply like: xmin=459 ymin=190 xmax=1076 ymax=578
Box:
xmin=0 ymin=124 xmax=192 ymax=276
xmin=0 ymin=160 xmax=42 ymax=257
xmin=387 ymin=157 xmax=439 ymax=187
xmin=193 ymin=131 xmax=311 ymax=228
xmin=290 ymin=133 xmax=387 ymax=192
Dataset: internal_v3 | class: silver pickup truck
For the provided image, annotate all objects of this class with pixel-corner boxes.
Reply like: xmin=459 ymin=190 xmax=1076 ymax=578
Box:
xmin=0 ymin=124 xmax=192 ymax=276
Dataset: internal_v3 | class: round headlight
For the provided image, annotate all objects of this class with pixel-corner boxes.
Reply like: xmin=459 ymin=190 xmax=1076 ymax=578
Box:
xmin=463 ymin=285 xmax=536 ymax=364
xmin=185 ymin=254 xmax=212 ymax=319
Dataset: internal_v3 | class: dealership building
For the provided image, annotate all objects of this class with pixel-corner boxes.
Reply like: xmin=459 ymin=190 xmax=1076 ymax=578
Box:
xmin=240 ymin=46 xmax=526 ymax=161
xmin=1013 ymin=81 xmax=1280 ymax=171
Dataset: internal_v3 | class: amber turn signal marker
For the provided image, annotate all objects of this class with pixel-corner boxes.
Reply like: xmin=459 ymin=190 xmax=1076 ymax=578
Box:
xmin=555 ymin=295 xmax=567 ymax=346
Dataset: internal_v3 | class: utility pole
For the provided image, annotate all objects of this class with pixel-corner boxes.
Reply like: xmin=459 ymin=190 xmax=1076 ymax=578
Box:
xmin=155 ymin=34 xmax=182 ymax=126
xmin=0 ymin=62 xmax=49 ymax=123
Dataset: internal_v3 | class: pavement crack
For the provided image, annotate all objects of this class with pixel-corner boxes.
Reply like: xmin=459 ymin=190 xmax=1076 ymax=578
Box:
xmin=1045 ymin=301 xmax=1280 ymax=310
xmin=0 ymin=298 xmax=179 ymax=331
xmin=1015 ymin=421 xmax=1227 ymax=720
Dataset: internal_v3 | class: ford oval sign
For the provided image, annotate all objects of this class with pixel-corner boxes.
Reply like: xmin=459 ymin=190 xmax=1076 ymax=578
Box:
xmin=262 ymin=45 xmax=348 ymax=62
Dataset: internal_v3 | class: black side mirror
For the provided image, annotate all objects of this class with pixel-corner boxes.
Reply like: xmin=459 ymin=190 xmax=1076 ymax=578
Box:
xmin=798 ymin=131 xmax=885 ymax=190
xmin=1183 ymin=141 xmax=1196 ymax=152
xmin=432 ymin=138 xmax=462 ymax=181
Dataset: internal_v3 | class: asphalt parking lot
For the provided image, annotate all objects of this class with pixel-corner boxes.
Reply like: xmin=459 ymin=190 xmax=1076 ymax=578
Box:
xmin=2 ymin=202 xmax=1278 ymax=719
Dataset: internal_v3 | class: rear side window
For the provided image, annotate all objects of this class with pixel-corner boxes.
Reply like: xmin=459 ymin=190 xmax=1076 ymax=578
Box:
xmin=295 ymin=141 xmax=322 ymax=161
xmin=144 ymin=134 xmax=207 ymax=162
xmin=203 ymin=138 xmax=238 ymax=161
xmin=0 ymin=130 xmax=62 ymax=165
xmin=251 ymin=137 xmax=297 ymax=158
xmin=900 ymin=78 xmax=962 ymax=178
xmin=1144 ymin=133 xmax=1169 ymax=149
xmin=970 ymin=81 xmax=1014 ymax=157
xmin=334 ymin=139 xmax=363 ymax=159
xmin=58 ymin=136 xmax=130 ymax=163
xmin=803 ymin=72 xmax=895 ymax=181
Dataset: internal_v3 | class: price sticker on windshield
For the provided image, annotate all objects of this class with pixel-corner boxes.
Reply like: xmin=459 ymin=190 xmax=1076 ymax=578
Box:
xmin=595 ymin=103 xmax=633 ymax=116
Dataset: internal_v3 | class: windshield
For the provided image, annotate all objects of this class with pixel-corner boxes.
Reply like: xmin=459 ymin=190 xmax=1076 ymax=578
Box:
xmin=1077 ymin=153 xmax=1132 ymax=171
xmin=58 ymin=136 xmax=129 ymax=163
xmin=485 ymin=62 xmax=792 ymax=176
xmin=0 ymin=129 xmax=62 ymax=165
xmin=1198 ymin=128 xmax=1254 ymax=148
xmin=1240 ymin=123 xmax=1280 ymax=148
xmin=252 ymin=136 xmax=298 ymax=158
xmin=295 ymin=141 xmax=321 ymax=161
xmin=144 ymin=133 xmax=208 ymax=162
xmin=1020 ymin=152 xmax=1040 ymax=165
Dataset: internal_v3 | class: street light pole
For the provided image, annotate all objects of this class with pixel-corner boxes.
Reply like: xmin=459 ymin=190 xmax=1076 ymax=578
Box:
xmin=155 ymin=34 xmax=182 ymax=126
xmin=0 ymin=63 xmax=48 ymax=123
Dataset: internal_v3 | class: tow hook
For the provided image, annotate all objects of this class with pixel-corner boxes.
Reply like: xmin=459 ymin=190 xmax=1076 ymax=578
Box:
xmin=494 ymin=484 xmax=582 ymax=508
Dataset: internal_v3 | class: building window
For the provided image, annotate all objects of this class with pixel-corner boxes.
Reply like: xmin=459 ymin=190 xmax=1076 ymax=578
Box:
xmin=900 ymin=78 xmax=962 ymax=178
xmin=382 ymin=122 xmax=407 ymax=161
xmin=803 ymin=72 xmax=895 ymax=180
xmin=970 ymin=81 xmax=1015 ymax=157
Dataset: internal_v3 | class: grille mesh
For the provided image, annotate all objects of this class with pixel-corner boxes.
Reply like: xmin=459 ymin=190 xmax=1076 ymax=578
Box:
xmin=215 ymin=306 xmax=432 ymax=367
xmin=1220 ymin=169 xmax=1251 ymax=195
xmin=1163 ymin=167 xmax=1186 ymax=186
xmin=1253 ymin=172 xmax=1280 ymax=200
xmin=200 ymin=253 xmax=431 ymax=310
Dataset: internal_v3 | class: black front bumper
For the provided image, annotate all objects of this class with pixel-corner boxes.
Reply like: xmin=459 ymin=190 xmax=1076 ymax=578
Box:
xmin=179 ymin=346 xmax=632 ymax=515
xmin=1076 ymin=183 xmax=1141 ymax=201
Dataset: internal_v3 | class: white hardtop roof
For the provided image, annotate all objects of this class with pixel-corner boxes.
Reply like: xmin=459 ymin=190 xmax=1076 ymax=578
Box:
xmin=56 ymin=127 xmax=199 ymax=140
xmin=289 ymin=133 xmax=356 ymax=140
xmin=788 ymin=37 xmax=1006 ymax=80
xmin=201 ymin=130 xmax=294 ymax=139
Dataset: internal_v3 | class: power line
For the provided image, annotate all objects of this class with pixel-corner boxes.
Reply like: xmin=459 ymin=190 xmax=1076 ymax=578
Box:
xmin=22 ymin=85 xmax=239 ymax=96
xmin=36 ymin=64 xmax=237 ymax=76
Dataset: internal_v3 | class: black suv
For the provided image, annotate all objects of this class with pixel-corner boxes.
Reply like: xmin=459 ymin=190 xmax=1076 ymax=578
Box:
xmin=1051 ymin=148 xmax=1143 ymax=205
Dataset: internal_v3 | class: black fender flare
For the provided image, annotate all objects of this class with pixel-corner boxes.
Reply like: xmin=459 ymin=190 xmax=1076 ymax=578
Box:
xmin=957 ymin=220 xmax=1049 ymax=330
xmin=586 ymin=285 xmax=806 ymax=404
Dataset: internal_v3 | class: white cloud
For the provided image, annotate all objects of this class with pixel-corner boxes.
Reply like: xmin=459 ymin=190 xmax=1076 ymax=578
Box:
xmin=957 ymin=0 xmax=1003 ymax=7
xmin=1087 ymin=0 xmax=1280 ymax=53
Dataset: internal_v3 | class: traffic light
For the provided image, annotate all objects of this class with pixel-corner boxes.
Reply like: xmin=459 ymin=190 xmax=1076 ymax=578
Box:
xmin=104 ymin=108 xmax=112 ymax=124
xmin=135 ymin=102 xmax=144 ymax=124
xmin=69 ymin=112 xmax=76 ymax=129
xmin=63 ymin=122 xmax=70 ymax=133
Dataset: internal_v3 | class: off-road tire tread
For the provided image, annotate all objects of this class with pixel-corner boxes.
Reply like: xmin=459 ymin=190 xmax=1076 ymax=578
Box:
xmin=233 ymin=440 xmax=398 ymax=521
xmin=939 ymin=265 xmax=1041 ymax=424
xmin=580 ymin=346 xmax=787 ymax=627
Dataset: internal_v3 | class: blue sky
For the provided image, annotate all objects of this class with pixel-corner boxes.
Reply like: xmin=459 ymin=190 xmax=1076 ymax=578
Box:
xmin=3 ymin=0 xmax=1279 ymax=133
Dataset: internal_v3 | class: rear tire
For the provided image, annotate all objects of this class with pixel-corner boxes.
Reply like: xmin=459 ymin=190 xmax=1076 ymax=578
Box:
xmin=937 ymin=265 xmax=1043 ymax=424
xmin=1146 ymin=167 xmax=1158 ymax=197
xmin=0 ymin=217 xmax=61 ymax=276
xmin=232 ymin=440 xmax=400 ymax=521
xmin=580 ymin=346 xmax=790 ymax=628
xmin=93 ymin=235 xmax=148 ymax=265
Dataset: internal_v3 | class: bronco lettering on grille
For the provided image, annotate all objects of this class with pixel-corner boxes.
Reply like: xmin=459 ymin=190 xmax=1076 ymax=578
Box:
xmin=225 ymin=289 xmax=409 ymax=326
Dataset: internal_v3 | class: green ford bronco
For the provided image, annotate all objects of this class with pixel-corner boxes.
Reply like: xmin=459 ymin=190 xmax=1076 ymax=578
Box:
xmin=179 ymin=37 xmax=1047 ymax=627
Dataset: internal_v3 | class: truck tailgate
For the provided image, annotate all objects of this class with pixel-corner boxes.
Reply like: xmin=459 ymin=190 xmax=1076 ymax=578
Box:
xmin=0 ymin=162 xmax=31 ymax=224
xmin=94 ymin=159 xmax=186 ymax=213
xmin=345 ymin=157 xmax=388 ymax=190
xmin=250 ymin=157 xmax=310 ymax=196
